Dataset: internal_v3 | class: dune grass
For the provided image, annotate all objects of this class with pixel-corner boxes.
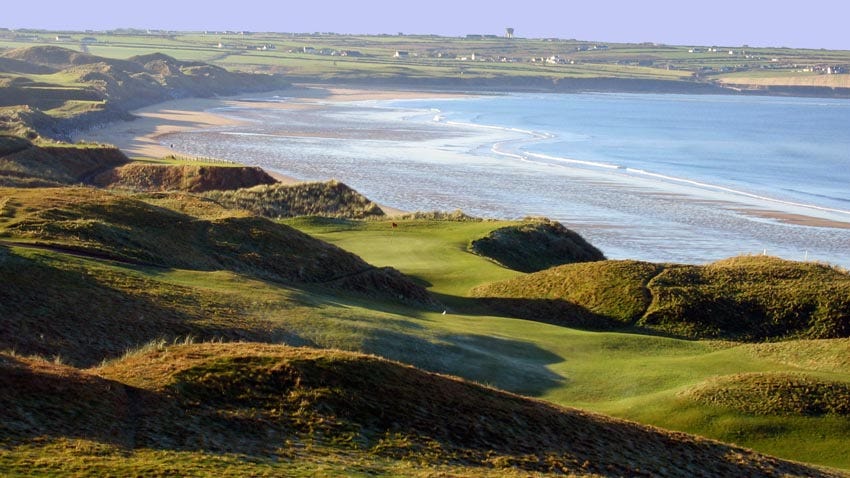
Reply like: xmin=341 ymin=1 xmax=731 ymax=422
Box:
xmin=471 ymin=256 xmax=850 ymax=341
xmin=3 ymin=343 xmax=841 ymax=477
xmin=469 ymin=219 xmax=605 ymax=273
xmin=205 ymin=180 xmax=385 ymax=219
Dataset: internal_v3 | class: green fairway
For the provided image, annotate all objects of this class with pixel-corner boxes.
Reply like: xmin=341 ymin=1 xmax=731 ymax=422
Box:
xmin=282 ymin=217 xmax=523 ymax=297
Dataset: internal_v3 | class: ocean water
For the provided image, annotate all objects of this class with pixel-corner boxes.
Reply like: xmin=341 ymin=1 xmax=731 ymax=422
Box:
xmin=164 ymin=92 xmax=850 ymax=267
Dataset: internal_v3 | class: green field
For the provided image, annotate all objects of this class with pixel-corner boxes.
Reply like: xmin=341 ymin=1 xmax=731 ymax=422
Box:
xmin=3 ymin=30 xmax=849 ymax=88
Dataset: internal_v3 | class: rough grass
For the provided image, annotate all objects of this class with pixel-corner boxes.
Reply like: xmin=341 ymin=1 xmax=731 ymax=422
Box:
xmin=683 ymin=372 xmax=850 ymax=416
xmin=469 ymin=218 xmax=605 ymax=272
xmin=0 ymin=135 xmax=128 ymax=184
xmin=641 ymin=256 xmax=850 ymax=340
xmin=473 ymin=256 xmax=850 ymax=341
xmin=204 ymin=180 xmax=385 ymax=219
xmin=0 ymin=245 xmax=305 ymax=366
xmin=472 ymin=260 xmax=663 ymax=329
xmin=0 ymin=187 xmax=436 ymax=313
xmin=2 ymin=343 xmax=840 ymax=477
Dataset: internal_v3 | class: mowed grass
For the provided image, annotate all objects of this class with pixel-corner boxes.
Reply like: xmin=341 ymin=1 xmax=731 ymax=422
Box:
xmin=281 ymin=217 xmax=523 ymax=298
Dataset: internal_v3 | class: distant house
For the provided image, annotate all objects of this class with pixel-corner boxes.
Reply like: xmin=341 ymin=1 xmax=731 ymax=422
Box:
xmin=55 ymin=35 xmax=72 ymax=42
xmin=81 ymin=37 xmax=98 ymax=44
xmin=393 ymin=51 xmax=409 ymax=58
xmin=302 ymin=46 xmax=317 ymax=54
xmin=546 ymin=55 xmax=566 ymax=65
xmin=339 ymin=50 xmax=362 ymax=57
xmin=688 ymin=48 xmax=704 ymax=53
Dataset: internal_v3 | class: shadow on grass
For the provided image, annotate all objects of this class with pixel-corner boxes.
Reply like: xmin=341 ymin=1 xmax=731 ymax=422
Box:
xmin=360 ymin=327 xmax=567 ymax=397
xmin=438 ymin=293 xmax=691 ymax=341
xmin=0 ymin=249 xmax=318 ymax=367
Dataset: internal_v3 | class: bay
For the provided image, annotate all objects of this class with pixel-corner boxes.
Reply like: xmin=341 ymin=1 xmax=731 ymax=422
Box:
xmin=165 ymin=92 xmax=850 ymax=268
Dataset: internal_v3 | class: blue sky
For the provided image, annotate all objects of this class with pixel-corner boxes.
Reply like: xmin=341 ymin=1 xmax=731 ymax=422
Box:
xmin=4 ymin=0 xmax=849 ymax=50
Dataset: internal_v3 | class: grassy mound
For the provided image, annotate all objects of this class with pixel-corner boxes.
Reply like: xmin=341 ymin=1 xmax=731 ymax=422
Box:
xmin=473 ymin=256 xmax=850 ymax=340
xmin=204 ymin=180 xmax=385 ymax=219
xmin=0 ymin=136 xmax=128 ymax=186
xmin=470 ymin=219 xmax=605 ymax=272
xmin=0 ymin=187 xmax=436 ymax=307
xmin=0 ymin=343 xmax=832 ymax=477
xmin=0 ymin=353 xmax=131 ymax=445
xmin=0 ymin=57 xmax=56 ymax=75
xmin=640 ymin=256 xmax=850 ymax=340
xmin=683 ymin=372 xmax=850 ymax=416
xmin=472 ymin=260 xmax=662 ymax=329
xmin=92 ymin=162 xmax=277 ymax=192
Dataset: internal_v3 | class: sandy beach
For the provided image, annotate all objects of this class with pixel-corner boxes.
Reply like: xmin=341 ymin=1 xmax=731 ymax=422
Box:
xmin=74 ymin=86 xmax=469 ymax=162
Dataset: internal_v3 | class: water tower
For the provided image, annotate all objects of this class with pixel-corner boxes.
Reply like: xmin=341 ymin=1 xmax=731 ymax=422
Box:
xmin=505 ymin=27 xmax=514 ymax=39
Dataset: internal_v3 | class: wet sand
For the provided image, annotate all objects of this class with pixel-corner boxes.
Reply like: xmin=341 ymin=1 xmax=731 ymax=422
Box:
xmin=74 ymin=86 xmax=469 ymax=171
xmin=738 ymin=209 xmax=850 ymax=230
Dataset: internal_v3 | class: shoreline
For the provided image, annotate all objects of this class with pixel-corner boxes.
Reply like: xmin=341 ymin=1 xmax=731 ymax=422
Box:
xmin=75 ymin=85 xmax=472 ymax=155
xmin=75 ymin=85 xmax=850 ymax=233
xmin=73 ymin=86 xmax=471 ymax=185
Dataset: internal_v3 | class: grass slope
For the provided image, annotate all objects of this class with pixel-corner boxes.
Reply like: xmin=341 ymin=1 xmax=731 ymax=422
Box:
xmin=0 ymin=187 xmax=436 ymax=310
xmin=472 ymin=256 xmax=850 ymax=341
xmin=0 ymin=135 xmax=128 ymax=186
xmin=469 ymin=219 xmax=605 ymax=272
xmin=1 ymin=343 xmax=841 ymax=477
